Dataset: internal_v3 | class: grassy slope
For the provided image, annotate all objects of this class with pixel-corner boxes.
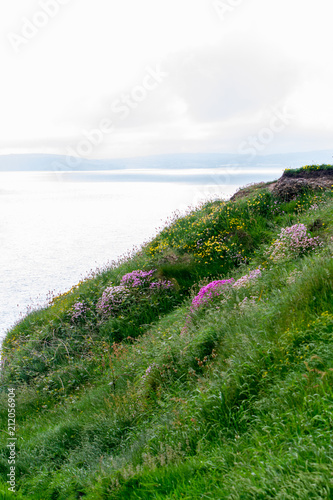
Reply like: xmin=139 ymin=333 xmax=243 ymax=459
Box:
xmin=284 ymin=164 xmax=333 ymax=176
xmin=0 ymin=167 xmax=333 ymax=499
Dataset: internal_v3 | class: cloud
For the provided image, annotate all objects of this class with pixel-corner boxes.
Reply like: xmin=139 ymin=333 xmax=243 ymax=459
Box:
xmin=1 ymin=0 xmax=333 ymax=158
xmin=166 ymin=41 xmax=304 ymax=122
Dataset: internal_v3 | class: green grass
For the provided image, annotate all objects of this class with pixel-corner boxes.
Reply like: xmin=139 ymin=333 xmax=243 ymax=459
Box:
xmin=1 ymin=180 xmax=333 ymax=499
xmin=284 ymin=164 xmax=333 ymax=176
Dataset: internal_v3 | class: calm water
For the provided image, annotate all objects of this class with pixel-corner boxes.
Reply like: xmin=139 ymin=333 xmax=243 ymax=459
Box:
xmin=0 ymin=167 xmax=283 ymax=340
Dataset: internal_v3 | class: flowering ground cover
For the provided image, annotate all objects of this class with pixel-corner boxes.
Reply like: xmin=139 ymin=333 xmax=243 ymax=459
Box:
xmin=190 ymin=279 xmax=235 ymax=311
xmin=266 ymin=223 xmax=322 ymax=262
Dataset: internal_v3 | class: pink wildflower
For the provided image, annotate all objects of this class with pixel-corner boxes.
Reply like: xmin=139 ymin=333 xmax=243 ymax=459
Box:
xmin=191 ymin=279 xmax=235 ymax=311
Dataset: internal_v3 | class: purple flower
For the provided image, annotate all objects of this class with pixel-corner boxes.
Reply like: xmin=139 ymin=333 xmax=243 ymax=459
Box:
xmin=96 ymin=269 xmax=175 ymax=319
xmin=191 ymin=279 xmax=235 ymax=311
xmin=142 ymin=363 xmax=157 ymax=379
xmin=96 ymin=285 xmax=129 ymax=316
xmin=121 ymin=269 xmax=174 ymax=292
xmin=267 ymin=224 xmax=322 ymax=262
xmin=71 ymin=301 xmax=87 ymax=322
xmin=149 ymin=280 xmax=173 ymax=290
xmin=233 ymin=268 xmax=262 ymax=289
xmin=121 ymin=269 xmax=156 ymax=288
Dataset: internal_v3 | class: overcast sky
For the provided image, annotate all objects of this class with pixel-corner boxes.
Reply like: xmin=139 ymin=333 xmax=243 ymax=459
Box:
xmin=1 ymin=0 xmax=333 ymax=159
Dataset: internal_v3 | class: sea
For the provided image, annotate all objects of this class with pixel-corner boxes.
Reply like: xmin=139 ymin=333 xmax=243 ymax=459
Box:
xmin=0 ymin=166 xmax=284 ymax=341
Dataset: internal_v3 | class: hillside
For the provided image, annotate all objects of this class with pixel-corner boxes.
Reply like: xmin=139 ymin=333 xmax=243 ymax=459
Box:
xmin=1 ymin=165 xmax=333 ymax=499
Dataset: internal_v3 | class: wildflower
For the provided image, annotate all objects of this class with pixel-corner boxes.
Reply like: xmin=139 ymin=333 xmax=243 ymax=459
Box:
xmin=122 ymin=269 xmax=174 ymax=293
xmin=191 ymin=279 xmax=235 ymax=311
xmin=286 ymin=269 xmax=302 ymax=284
xmin=121 ymin=269 xmax=156 ymax=288
xmin=71 ymin=301 xmax=87 ymax=322
xmin=233 ymin=268 xmax=262 ymax=289
xmin=149 ymin=280 xmax=173 ymax=290
xmin=97 ymin=270 xmax=175 ymax=319
xmin=266 ymin=223 xmax=322 ymax=262
xmin=96 ymin=285 xmax=129 ymax=316
xmin=142 ymin=363 xmax=157 ymax=379
xmin=237 ymin=295 xmax=257 ymax=310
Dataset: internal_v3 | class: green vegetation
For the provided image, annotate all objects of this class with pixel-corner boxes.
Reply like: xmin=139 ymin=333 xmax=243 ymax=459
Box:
xmin=1 ymin=169 xmax=333 ymax=499
xmin=284 ymin=164 xmax=333 ymax=176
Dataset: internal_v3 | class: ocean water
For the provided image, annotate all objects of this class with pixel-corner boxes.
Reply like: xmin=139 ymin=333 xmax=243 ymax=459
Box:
xmin=0 ymin=167 xmax=283 ymax=341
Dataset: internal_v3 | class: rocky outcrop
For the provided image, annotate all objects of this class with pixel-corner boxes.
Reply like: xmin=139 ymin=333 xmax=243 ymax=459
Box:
xmin=272 ymin=171 xmax=333 ymax=201
xmin=230 ymin=168 xmax=333 ymax=202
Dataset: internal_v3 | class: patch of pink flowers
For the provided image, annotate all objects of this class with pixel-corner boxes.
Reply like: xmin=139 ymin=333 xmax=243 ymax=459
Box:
xmin=120 ymin=270 xmax=156 ymax=288
xmin=191 ymin=279 xmax=235 ymax=311
xmin=121 ymin=269 xmax=173 ymax=291
xmin=97 ymin=270 xmax=174 ymax=318
xmin=149 ymin=280 xmax=173 ymax=290
xmin=267 ymin=223 xmax=322 ymax=262
xmin=71 ymin=301 xmax=87 ymax=322
xmin=233 ymin=268 xmax=262 ymax=289
xmin=237 ymin=296 xmax=257 ymax=311
xmin=96 ymin=285 xmax=129 ymax=316
xmin=182 ymin=270 xmax=263 ymax=334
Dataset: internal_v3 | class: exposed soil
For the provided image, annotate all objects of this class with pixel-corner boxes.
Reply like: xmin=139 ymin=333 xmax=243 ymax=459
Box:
xmin=272 ymin=176 xmax=333 ymax=201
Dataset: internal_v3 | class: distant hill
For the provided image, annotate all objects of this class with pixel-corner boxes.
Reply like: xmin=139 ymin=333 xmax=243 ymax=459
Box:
xmin=0 ymin=150 xmax=333 ymax=171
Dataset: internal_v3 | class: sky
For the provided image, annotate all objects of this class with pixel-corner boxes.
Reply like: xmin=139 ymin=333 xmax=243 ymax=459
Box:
xmin=1 ymin=0 xmax=333 ymax=159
